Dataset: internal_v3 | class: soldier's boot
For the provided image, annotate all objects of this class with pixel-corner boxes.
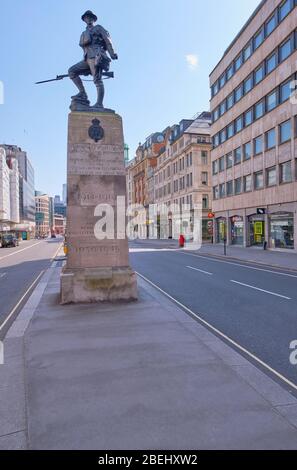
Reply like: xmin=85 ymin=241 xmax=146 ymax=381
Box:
xmin=92 ymin=81 xmax=105 ymax=109
xmin=70 ymin=77 xmax=88 ymax=101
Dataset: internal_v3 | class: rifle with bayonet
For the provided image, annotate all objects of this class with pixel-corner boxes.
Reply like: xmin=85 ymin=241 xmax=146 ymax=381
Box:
xmin=35 ymin=71 xmax=114 ymax=85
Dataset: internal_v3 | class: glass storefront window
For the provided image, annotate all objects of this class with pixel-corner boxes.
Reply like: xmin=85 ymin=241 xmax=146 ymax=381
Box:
xmin=231 ymin=216 xmax=244 ymax=245
xmin=269 ymin=213 xmax=294 ymax=249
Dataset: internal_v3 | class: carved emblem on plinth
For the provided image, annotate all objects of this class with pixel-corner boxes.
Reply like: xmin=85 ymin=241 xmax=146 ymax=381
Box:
xmin=88 ymin=118 xmax=104 ymax=142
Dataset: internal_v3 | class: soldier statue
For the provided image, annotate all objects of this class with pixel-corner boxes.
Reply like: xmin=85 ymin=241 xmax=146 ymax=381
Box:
xmin=68 ymin=10 xmax=118 ymax=111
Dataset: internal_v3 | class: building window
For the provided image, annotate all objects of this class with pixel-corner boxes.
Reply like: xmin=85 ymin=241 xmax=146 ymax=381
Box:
xmin=254 ymin=171 xmax=264 ymax=189
xmin=266 ymin=13 xmax=277 ymax=36
xmin=226 ymin=152 xmax=233 ymax=169
xmin=235 ymin=85 xmax=243 ymax=102
xmin=243 ymin=42 xmax=252 ymax=61
xmin=202 ymin=195 xmax=209 ymax=209
xmin=219 ymin=74 xmax=226 ymax=88
xmin=201 ymin=151 xmax=208 ymax=165
xmin=243 ymin=142 xmax=251 ymax=160
xmin=226 ymin=64 xmax=234 ymax=80
xmin=226 ymin=93 xmax=234 ymax=110
xmin=219 ymin=156 xmax=225 ymax=172
xmin=279 ymin=120 xmax=291 ymax=144
xmin=234 ymin=54 xmax=242 ymax=71
xmin=202 ymin=172 xmax=208 ymax=185
xmin=213 ymin=186 xmax=219 ymax=200
xmin=227 ymin=123 xmax=234 ymax=139
xmin=280 ymin=161 xmax=292 ymax=183
xmin=235 ymin=116 xmax=243 ymax=133
xmin=254 ymin=135 xmax=263 ymax=155
xmin=244 ymin=75 xmax=253 ymax=94
xmin=266 ymin=128 xmax=276 ymax=149
xmin=226 ymin=180 xmax=233 ymax=196
xmin=220 ymin=129 xmax=227 ymax=143
xmin=212 ymin=160 xmax=218 ymax=175
xmin=219 ymin=183 xmax=225 ymax=198
xmin=244 ymin=175 xmax=252 ymax=192
xmin=254 ymin=28 xmax=264 ymax=49
xmin=280 ymin=80 xmax=291 ymax=103
xmin=244 ymin=109 xmax=253 ymax=126
xmin=234 ymin=147 xmax=242 ymax=165
xmin=220 ymin=101 xmax=226 ymax=115
xmin=254 ymin=64 xmax=264 ymax=84
xmin=254 ymin=100 xmax=265 ymax=119
xmin=266 ymin=52 xmax=277 ymax=74
xmin=279 ymin=37 xmax=292 ymax=62
xmin=234 ymin=178 xmax=242 ymax=194
xmin=267 ymin=167 xmax=277 ymax=186
xmin=279 ymin=0 xmax=291 ymax=21
xmin=266 ymin=90 xmax=277 ymax=112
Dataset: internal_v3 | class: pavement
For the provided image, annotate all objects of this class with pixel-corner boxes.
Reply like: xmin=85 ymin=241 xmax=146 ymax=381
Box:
xmin=1 ymin=259 xmax=297 ymax=449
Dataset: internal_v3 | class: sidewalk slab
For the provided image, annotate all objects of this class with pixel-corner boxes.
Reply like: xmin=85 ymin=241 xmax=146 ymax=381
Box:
xmin=21 ymin=267 xmax=297 ymax=450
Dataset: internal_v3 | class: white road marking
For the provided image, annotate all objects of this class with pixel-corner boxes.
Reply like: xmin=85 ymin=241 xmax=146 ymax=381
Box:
xmin=0 ymin=241 xmax=43 ymax=261
xmin=179 ymin=251 xmax=297 ymax=278
xmin=0 ymin=270 xmax=45 ymax=332
xmin=230 ymin=280 xmax=291 ymax=300
xmin=0 ymin=273 xmax=6 ymax=279
xmin=187 ymin=266 xmax=213 ymax=276
xmin=51 ymin=243 xmax=63 ymax=261
xmin=136 ymin=271 xmax=297 ymax=392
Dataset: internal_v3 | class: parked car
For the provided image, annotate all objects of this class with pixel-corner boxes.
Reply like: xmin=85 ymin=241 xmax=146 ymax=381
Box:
xmin=1 ymin=234 xmax=19 ymax=248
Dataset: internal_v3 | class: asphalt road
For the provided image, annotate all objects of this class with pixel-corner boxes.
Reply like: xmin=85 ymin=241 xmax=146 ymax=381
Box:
xmin=129 ymin=240 xmax=297 ymax=391
xmin=0 ymin=238 xmax=62 ymax=338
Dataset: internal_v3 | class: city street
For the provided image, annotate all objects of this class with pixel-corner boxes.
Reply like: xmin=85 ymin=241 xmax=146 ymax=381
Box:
xmin=0 ymin=238 xmax=62 ymax=338
xmin=130 ymin=240 xmax=297 ymax=391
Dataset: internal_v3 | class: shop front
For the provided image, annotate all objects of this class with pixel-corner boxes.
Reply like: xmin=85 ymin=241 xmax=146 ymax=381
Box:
xmin=248 ymin=215 xmax=265 ymax=247
xmin=230 ymin=216 xmax=244 ymax=245
xmin=216 ymin=217 xmax=226 ymax=243
xmin=269 ymin=212 xmax=294 ymax=249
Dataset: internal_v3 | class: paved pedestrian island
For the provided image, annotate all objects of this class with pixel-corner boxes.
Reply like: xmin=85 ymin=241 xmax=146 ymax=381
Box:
xmin=1 ymin=264 xmax=297 ymax=449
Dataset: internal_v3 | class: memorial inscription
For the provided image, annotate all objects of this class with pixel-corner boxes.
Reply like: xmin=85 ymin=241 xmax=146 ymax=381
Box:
xmin=61 ymin=110 xmax=137 ymax=303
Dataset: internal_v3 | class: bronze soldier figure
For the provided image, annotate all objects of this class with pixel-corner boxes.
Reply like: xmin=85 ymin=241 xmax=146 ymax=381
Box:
xmin=68 ymin=10 xmax=118 ymax=110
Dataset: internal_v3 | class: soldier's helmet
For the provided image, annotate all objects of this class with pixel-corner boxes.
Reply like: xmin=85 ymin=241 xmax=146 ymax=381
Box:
xmin=81 ymin=10 xmax=97 ymax=22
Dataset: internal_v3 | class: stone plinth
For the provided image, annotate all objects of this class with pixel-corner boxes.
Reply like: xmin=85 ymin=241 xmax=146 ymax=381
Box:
xmin=61 ymin=111 xmax=137 ymax=304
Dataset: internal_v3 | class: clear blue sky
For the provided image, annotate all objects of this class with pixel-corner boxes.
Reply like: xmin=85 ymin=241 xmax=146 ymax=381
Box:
xmin=0 ymin=0 xmax=259 ymax=198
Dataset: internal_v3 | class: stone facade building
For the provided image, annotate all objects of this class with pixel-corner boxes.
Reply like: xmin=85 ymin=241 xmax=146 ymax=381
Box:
xmin=126 ymin=113 xmax=213 ymax=240
xmin=210 ymin=0 xmax=297 ymax=250
xmin=35 ymin=192 xmax=51 ymax=237
xmin=153 ymin=113 xmax=213 ymax=240
xmin=0 ymin=147 xmax=20 ymax=234
xmin=1 ymin=145 xmax=35 ymax=239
